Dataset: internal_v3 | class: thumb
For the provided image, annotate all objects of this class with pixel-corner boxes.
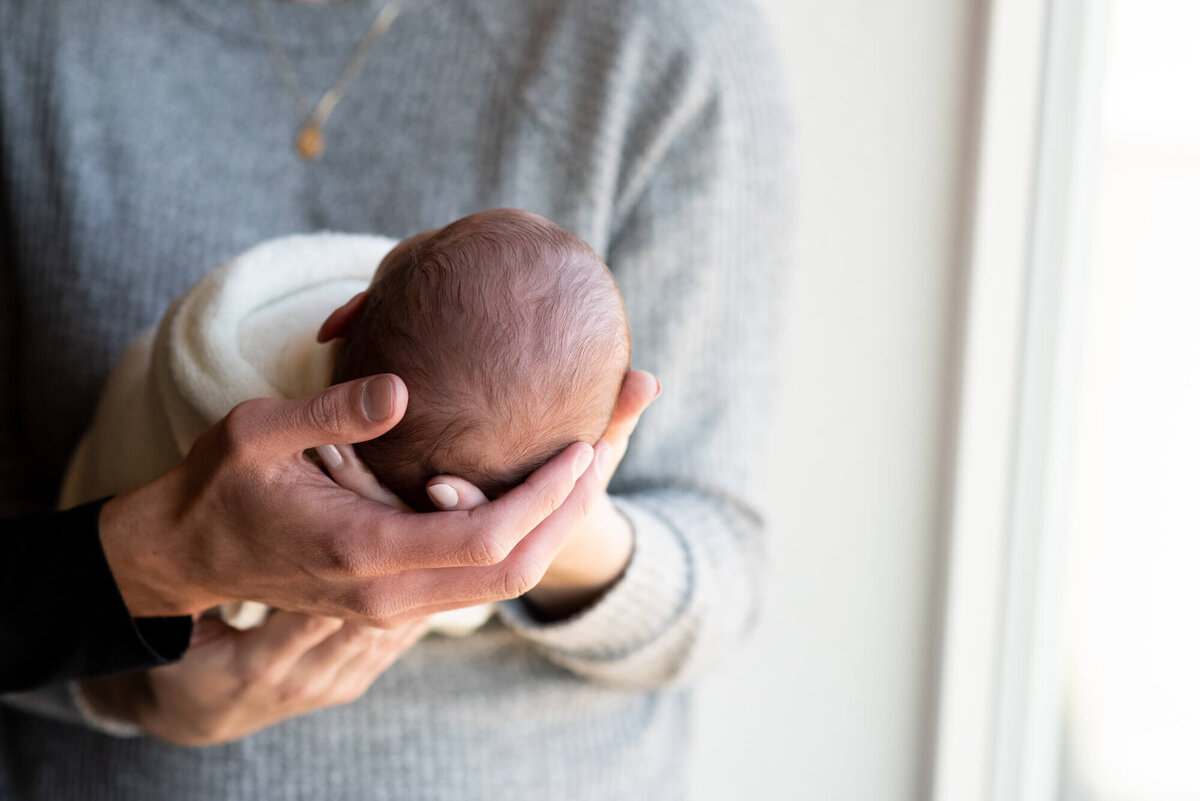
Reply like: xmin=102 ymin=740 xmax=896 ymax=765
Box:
xmin=253 ymin=374 xmax=408 ymax=458
xmin=597 ymin=370 xmax=659 ymax=483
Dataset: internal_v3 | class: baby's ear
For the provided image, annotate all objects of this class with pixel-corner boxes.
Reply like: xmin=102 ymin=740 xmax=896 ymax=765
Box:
xmin=317 ymin=291 xmax=369 ymax=343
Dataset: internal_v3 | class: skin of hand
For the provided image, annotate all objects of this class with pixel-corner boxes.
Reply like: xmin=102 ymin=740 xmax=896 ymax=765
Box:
xmin=311 ymin=276 xmax=658 ymax=620
xmin=81 ymin=612 xmax=431 ymax=746
xmin=97 ymin=373 xmax=596 ymax=625
xmin=82 ymin=371 xmax=656 ymax=747
xmin=326 ymin=370 xmax=661 ymax=620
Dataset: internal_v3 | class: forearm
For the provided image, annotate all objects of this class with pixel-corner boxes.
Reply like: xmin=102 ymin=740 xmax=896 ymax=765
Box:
xmin=521 ymin=491 xmax=634 ymax=620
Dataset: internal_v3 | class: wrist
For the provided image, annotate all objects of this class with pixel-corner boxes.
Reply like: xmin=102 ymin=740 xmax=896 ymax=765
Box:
xmin=98 ymin=470 xmax=214 ymax=618
xmin=523 ymin=494 xmax=633 ymax=619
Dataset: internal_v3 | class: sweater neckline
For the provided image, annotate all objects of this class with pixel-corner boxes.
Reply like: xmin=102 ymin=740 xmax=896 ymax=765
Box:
xmin=156 ymin=0 xmax=406 ymax=52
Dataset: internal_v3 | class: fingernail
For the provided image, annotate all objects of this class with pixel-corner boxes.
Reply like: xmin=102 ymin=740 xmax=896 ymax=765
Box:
xmin=362 ymin=376 xmax=395 ymax=422
xmin=573 ymin=444 xmax=595 ymax=478
xmin=428 ymin=483 xmax=459 ymax=510
xmin=316 ymin=443 xmax=343 ymax=469
xmin=654 ymin=378 xmax=661 ymax=399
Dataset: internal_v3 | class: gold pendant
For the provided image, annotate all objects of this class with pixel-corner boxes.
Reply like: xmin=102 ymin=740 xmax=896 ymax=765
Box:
xmin=295 ymin=123 xmax=325 ymax=161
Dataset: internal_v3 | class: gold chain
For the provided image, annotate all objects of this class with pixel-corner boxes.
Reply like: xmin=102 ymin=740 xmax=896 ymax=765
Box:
xmin=250 ymin=0 xmax=407 ymax=161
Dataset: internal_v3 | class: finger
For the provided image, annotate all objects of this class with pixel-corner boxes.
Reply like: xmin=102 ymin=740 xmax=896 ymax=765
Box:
xmin=369 ymin=618 xmax=430 ymax=667
xmin=236 ymin=611 xmax=345 ymax=682
xmin=598 ymin=370 xmax=659 ymax=484
xmin=425 ymin=476 xmax=488 ymax=511
xmin=371 ymin=598 xmax=513 ymax=629
xmin=236 ymin=374 xmax=408 ymax=459
xmin=475 ymin=443 xmax=608 ymax=593
xmin=283 ymin=621 xmax=388 ymax=700
xmin=323 ymin=619 xmax=429 ymax=705
xmin=317 ymin=443 xmax=411 ymax=510
xmin=344 ymin=441 xmax=594 ymax=574
xmin=362 ymin=618 xmax=429 ymax=662
xmin=366 ymin=449 xmax=609 ymax=611
xmin=457 ymin=440 xmax=593 ymax=557
xmin=189 ymin=615 xmax=236 ymax=649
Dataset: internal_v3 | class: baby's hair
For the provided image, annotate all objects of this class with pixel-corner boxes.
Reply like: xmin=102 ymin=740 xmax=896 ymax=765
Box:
xmin=332 ymin=209 xmax=630 ymax=510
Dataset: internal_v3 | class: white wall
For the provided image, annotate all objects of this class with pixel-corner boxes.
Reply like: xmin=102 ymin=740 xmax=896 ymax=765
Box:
xmin=692 ymin=2 xmax=976 ymax=798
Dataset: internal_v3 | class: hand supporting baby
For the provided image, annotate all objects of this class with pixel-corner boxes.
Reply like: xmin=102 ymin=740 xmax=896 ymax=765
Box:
xmin=97 ymin=373 xmax=595 ymax=625
xmin=323 ymin=369 xmax=661 ymax=620
xmin=78 ymin=449 xmax=458 ymax=746
xmin=79 ymin=370 xmax=653 ymax=744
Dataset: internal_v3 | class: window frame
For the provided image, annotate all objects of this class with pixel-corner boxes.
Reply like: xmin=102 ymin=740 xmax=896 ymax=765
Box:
xmin=930 ymin=1 xmax=1110 ymax=799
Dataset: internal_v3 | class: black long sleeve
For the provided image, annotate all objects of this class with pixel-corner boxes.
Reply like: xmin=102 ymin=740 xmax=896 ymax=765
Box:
xmin=0 ymin=499 xmax=192 ymax=692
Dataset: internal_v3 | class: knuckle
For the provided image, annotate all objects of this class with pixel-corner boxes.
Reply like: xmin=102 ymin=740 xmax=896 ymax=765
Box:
xmin=307 ymin=389 xmax=351 ymax=436
xmin=498 ymin=560 xmax=539 ymax=600
xmin=321 ymin=536 xmax=373 ymax=579
xmin=222 ymin=400 xmax=257 ymax=441
xmin=466 ymin=531 xmax=507 ymax=567
xmin=201 ymin=417 xmax=237 ymax=459
xmin=345 ymin=583 xmax=393 ymax=623
xmin=220 ymin=401 xmax=266 ymax=460
xmin=233 ymin=665 xmax=269 ymax=698
xmin=540 ymin=489 xmax=564 ymax=522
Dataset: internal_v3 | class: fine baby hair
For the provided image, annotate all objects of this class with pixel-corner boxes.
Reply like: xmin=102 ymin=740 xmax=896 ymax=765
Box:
xmin=332 ymin=208 xmax=631 ymax=510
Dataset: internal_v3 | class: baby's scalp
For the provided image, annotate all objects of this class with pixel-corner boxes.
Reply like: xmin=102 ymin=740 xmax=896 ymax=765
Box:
xmin=332 ymin=209 xmax=630 ymax=510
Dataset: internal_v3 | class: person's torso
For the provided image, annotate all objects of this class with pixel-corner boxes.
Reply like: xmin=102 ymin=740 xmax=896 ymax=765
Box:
xmin=0 ymin=1 xmax=694 ymax=797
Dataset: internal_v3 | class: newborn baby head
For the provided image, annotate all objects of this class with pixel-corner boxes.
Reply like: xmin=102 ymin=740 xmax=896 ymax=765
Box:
xmin=327 ymin=209 xmax=630 ymax=510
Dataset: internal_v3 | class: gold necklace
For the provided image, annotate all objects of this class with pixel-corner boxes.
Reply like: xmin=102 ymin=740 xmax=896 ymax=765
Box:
xmin=251 ymin=0 xmax=407 ymax=161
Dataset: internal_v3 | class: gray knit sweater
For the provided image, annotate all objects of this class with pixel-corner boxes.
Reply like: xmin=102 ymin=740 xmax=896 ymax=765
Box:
xmin=0 ymin=1 xmax=795 ymax=798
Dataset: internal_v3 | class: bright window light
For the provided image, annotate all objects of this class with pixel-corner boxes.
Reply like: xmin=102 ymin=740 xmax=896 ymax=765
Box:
xmin=1062 ymin=1 xmax=1200 ymax=798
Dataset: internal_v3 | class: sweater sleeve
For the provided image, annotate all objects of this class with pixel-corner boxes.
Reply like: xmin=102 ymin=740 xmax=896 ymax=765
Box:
xmin=498 ymin=5 xmax=797 ymax=688
xmin=0 ymin=501 xmax=192 ymax=717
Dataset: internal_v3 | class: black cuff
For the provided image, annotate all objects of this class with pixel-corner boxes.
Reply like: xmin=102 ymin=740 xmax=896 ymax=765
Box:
xmin=1 ymin=499 xmax=192 ymax=692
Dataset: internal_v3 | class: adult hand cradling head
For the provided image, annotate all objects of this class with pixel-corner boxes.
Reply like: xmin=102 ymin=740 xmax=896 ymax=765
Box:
xmin=97 ymin=373 xmax=597 ymax=626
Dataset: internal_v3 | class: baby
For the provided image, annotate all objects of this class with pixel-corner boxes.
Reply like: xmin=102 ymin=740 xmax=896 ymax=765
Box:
xmin=329 ymin=208 xmax=629 ymax=511
xmin=59 ymin=208 xmax=630 ymax=632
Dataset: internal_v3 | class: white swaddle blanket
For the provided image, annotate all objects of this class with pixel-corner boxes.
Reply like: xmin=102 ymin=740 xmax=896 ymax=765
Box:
xmin=59 ymin=233 xmax=493 ymax=637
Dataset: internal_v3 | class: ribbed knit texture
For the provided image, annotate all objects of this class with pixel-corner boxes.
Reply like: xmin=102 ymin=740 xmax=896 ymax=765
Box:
xmin=0 ymin=0 xmax=795 ymax=798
